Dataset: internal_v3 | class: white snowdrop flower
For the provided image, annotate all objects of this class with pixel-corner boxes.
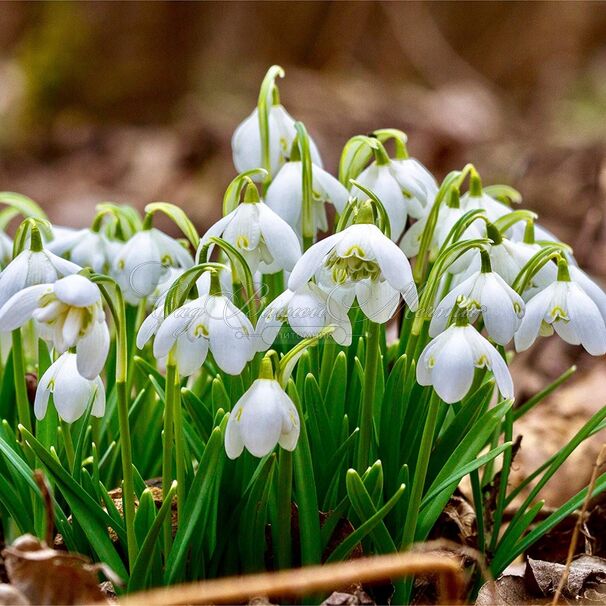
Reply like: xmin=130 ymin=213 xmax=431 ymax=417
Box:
xmin=232 ymin=105 xmax=322 ymax=177
xmin=0 ymin=246 xmax=80 ymax=309
xmin=150 ymin=276 xmax=255 ymax=376
xmin=389 ymin=157 xmax=438 ymax=220
xmin=350 ymin=162 xmax=409 ymax=242
xmin=514 ymin=263 xmax=606 ymax=356
xmin=288 ymin=215 xmax=418 ymax=323
xmin=265 ymin=160 xmax=349 ymax=237
xmin=35 ymin=352 xmax=105 ymax=423
xmin=0 ymin=274 xmax=109 ymax=379
xmin=256 ymin=282 xmax=352 ymax=351
xmin=0 ymin=231 xmax=12 ymax=268
xmin=400 ymin=204 xmax=484 ymax=273
xmin=225 ymin=359 xmax=299 ymax=459
xmin=461 ymin=191 xmax=511 ymax=224
xmin=429 ymin=253 xmax=525 ymax=345
xmin=417 ymin=322 xmax=514 ymax=404
xmin=47 ymin=228 xmax=119 ymax=274
xmin=200 ymin=186 xmax=301 ymax=275
xmin=112 ymin=228 xmax=193 ymax=304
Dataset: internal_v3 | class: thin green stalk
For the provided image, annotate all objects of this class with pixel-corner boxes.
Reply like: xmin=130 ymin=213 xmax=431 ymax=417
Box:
xmin=276 ymin=450 xmax=293 ymax=570
xmin=170 ymin=359 xmax=185 ymax=523
xmin=357 ymin=320 xmax=380 ymax=471
xmin=163 ymin=360 xmax=177 ymax=552
xmin=470 ymin=470 xmax=485 ymax=554
xmin=11 ymin=330 xmax=31 ymax=432
xmin=60 ymin=420 xmax=75 ymax=471
xmin=400 ymin=392 xmax=440 ymax=549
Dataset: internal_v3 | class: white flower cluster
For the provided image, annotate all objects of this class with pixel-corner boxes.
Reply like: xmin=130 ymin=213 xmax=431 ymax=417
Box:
xmin=1 ymin=66 xmax=605 ymax=457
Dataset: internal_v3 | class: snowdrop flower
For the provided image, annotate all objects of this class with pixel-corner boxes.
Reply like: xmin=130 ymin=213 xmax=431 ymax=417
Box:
xmin=256 ymin=282 xmax=352 ymax=351
xmin=0 ymin=274 xmax=109 ymax=379
xmin=0 ymin=243 xmax=80 ymax=308
xmin=225 ymin=358 xmax=299 ymax=458
xmin=389 ymin=157 xmax=438 ymax=219
xmin=461 ymin=190 xmax=511 ymax=224
xmin=429 ymin=252 xmax=525 ymax=345
xmin=514 ymin=261 xmax=606 ymax=355
xmin=232 ymin=105 xmax=322 ymax=177
xmin=288 ymin=209 xmax=418 ymax=323
xmin=149 ymin=273 xmax=255 ymax=375
xmin=418 ymin=321 xmax=514 ymax=403
xmin=200 ymin=183 xmax=301 ymax=275
xmin=113 ymin=227 xmax=193 ymax=304
xmin=47 ymin=228 xmax=119 ymax=274
xmin=35 ymin=352 xmax=105 ymax=423
xmin=0 ymin=231 xmax=12 ymax=268
xmin=265 ymin=159 xmax=349 ymax=237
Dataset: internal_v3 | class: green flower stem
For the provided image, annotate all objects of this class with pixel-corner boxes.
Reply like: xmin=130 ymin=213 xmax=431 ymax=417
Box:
xmin=400 ymin=392 xmax=441 ymax=550
xmin=357 ymin=320 xmax=381 ymax=472
xmin=171 ymin=360 xmax=186 ymax=524
xmin=162 ymin=359 xmax=177 ymax=552
xmin=95 ymin=277 xmax=138 ymax=570
xmin=60 ymin=420 xmax=75 ymax=471
xmin=11 ymin=330 xmax=31 ymax=433
xmin=294 ymin=122 xmax=315 ymax=249
xmin=276 ymin=449 xmax=293 ymax=570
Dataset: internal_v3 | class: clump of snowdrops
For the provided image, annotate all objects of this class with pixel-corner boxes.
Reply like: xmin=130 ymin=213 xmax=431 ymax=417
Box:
xmin=0 ymin=66 xmax=605 ymax=602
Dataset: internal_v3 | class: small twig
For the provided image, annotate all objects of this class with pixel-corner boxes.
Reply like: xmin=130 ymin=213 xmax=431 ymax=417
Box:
xmin=119 ymin=549 xmax=465 ymax=605
xmin=551 ymin=443 xmax=606 ymax=605
xmin=33 ymin=469 xmax=54 ymax=546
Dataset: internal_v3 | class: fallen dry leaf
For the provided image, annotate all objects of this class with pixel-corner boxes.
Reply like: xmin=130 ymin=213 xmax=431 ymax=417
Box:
xmin=2 ymin=534 xmax=120 ymax=605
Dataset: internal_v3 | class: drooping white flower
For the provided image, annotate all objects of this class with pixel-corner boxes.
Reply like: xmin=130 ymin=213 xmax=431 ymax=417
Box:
xmin=47 ymin=228 xmax=119 ymax=274
xmin=514 ymin=268 xmax=606 ymax=356
xmin=200 ymin=197 xmax=301 ymax=275
xmin=34 ymin=352 xmax=105 ymax=423
xmin=0 ymin=247 xmax=80 ymax=309
xmin=232 ymin=105 xmax=322 ymax=177
xmin=0 ymin=231 xmax=12 ymax=268
xmin=288 ymin=220 xmax=418 ymax=323
xmin=112 ymin=228 xmax=193 ymax=304
xmin=389 ymin=157 xmax=438 ymax=219
xmin=461 ymin=191 xmax=511 ymax=224
xmin=0 ymin=274 xmax=109 ymax=379
xmin=225 ymin=373 xmax=300 ymax=458
xmin=256 ymin=282 xmax=352 ymax=351
xmin=417 ymin=323 xmax=514 ymax=403
xmin=265 ymin=160 xmax=349 ymax=237
xmin=149 ymin=289 xmax=255 ymax=376
xmin=429 ymin=264 xmax=525 ymax=345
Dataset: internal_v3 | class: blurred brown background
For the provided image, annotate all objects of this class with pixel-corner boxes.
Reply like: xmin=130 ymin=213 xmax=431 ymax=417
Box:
xmin=1 ymin=1 xmax=606 ymax=504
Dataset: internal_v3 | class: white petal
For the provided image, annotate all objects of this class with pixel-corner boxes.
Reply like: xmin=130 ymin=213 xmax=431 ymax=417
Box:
xmin=238 ymin=380 xmax=283 ymax=457
xmin=256 ymin=289 xmax=293 ymax=351
xmin=570 ymin=266 xmax=606 ymax=323
xmin=355 ymin=279 xmax=400 ymax=324
xmin=198 ymin=212 xmax=235 ymax=254
xmin=277 ymin=390 xmax=300 ymax=451
xmin=264 ymin=162 xmax=303 ymax=230
xmin=76 ymin=321 xmax=110 ymax=379
xmin=232 ymin=108 xmax=265 ymax=174
xmin=369 ymin=227 xmax=415 ymax=293
xmin=429 ymin=274 xmax=478 ymax=338
xmin=0 ymin=253 xmax=30 ymax=307
xmin=175 ymin=333 xmax=209 ymax=376
xmin=480 ymin=273 xmax=524 ymax=345
xmin=208 ymin=297 xmax=254 ymax=374
xmin=54 ymin=355 xmax=93 ymax=423
xmin=313 ymin=165 xmax=349 ymax=214
xmin=288 ymin=288 xmax=327 ymax=338
xmin=566 ymin=283 xmax=606 ymax=355
xmin=151 ymin=229 xmax=194 ymax=269
xmin=34 ymin=358 xmax=58 ymax=421
xmin=154 ymin=299 xmax=202 ymax=359
xmin=46 ymin=229 xmax=86 ymax=256
xmin=287 ymin=233 xmax=340 ymax=291
xmin=224 ymin=403 xmax=245 ymax=459
xmin=0 ymin=284 xmax=49 ymax=331
xmin=91 ymin=378 xmax=106 ymax=417
xmin=257 ymin=203 xmax=302 ymax=272
xmin=53 ymin=275 xmax=101 ymax=307
xmin=431 ymin=327 xmax=475 ymax=403
xmin=399 ymin=218 xmax=426 ymax=258
xmin=136 ymin=307 xmax=163 ymax=349
xmin=44 ymin=250 xmax=81 ymax=278
xmin=514 ymin=285 xmax=555 ymax=351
